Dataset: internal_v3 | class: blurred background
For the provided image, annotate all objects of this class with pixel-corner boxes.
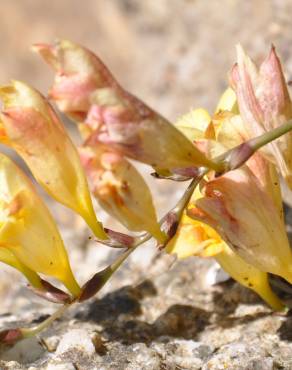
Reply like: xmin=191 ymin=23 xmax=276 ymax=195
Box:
xmin=1 ymin=0 xmax=292 ymax=119
xmin=0 ymin=0 xmax=292 ymax=312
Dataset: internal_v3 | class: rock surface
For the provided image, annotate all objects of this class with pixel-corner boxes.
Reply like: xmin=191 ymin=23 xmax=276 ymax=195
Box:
xmin=1 ymin=1 xmax=292 ymax=369
xmin=1 ymin=255 xmax=292 ymax=369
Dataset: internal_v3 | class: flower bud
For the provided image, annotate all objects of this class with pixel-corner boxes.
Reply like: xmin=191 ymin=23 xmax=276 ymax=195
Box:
xmin=0 ymin=81 xmax=106 ymax=239
xmin=231 ymin=45 xmax=292 ymax=188
xmin=34 ymin=40 xmax=219 ymax=174
xmin=0 ymin=154 xmax=80 ymax=296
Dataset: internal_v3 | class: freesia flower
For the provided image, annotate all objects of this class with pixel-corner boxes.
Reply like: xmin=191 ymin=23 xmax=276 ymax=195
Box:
xmin=79 ymin=146 xmax=166 ymax=243
xmin=33 ymin=40 xmax=219 ymax=174
xmin=0 ymin=81 xmax=107 ymax=239
xmin=231 ymin=44 xmax=292 ymax=188
xmin=166 ymin=185 xmax=284 ymax=309
xmin=0 ymin=153 xmax=80 ymax=296
xmin=188 ymin=167 xmax=292 ymax=284
xmin=166 ymin=98 xmax=287 ymax=309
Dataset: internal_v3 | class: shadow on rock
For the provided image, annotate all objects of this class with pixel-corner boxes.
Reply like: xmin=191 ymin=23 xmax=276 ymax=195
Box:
xmin=76 ymin=279 xmax=156 ymax=324
xmin=277 ymin=309 xmax=292 ymax=341
xmin=76 ymin=279 xmax=211 ymax=345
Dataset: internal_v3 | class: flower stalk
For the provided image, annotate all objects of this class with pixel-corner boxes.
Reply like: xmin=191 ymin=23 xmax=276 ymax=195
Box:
xmin=215 ymin=119 xmax=292 ymax=173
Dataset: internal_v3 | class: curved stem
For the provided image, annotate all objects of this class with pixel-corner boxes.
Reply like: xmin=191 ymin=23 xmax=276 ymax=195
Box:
xmin=214 ymin=119 xmax=292 ymax=173
xmin=20 ymin=303 xmax=71 ymax=338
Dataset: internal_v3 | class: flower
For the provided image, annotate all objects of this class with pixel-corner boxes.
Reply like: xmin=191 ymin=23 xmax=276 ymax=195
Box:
xmin=33 ymin=39 xmax=219 ymax=174
xmin=188 ymin=167 xmax=292 ymax=284
xmin=0 ymin=81 xmax=106 ymax=239
xmin=166 ymin=96 xmax=286 ymax=309
xmin=231 ymin=44 xmax=292 ymax=188
xmin=0 ymin=153 xmax=80 ymax=296
xmin=166 ymin=185 xmax=284 ymax=309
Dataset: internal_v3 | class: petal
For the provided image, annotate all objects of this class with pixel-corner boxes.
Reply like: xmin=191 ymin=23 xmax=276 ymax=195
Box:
xmin=0 ymin=153 xmax=81 ymax=296
xmin=79 ymin=146 xmax=166 ymax=243
xmin=0 ymin=81 xmax=107 ymax=239
xmin=215 ymin=87 xmax=238 ymax=114
xmin=232 ymin=45 xmax=292 ymax=188
xmin=175 ymin=108 xmax=214 ymax=142
xmin=214 ymin=112 xmax=283 ymax=218
xmin=216 ymin=245 xmax=284 ymax=310
xmin=0 ymin=247 xmax=42 ymax=289
xmin=165 ymin=213 xmax=224 ymax=258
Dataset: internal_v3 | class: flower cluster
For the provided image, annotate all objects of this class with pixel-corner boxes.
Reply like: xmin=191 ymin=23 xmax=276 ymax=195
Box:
xmin=0 ymin=40 xmax=292 ymax=343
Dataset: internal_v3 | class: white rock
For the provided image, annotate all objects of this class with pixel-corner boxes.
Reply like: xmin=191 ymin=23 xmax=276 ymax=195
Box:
xmin=46 ymin=362 xmax=76 ymax=370
xmin=205 ymin=262 xmax=230 ymax=286
xmin=56 ymin=329 xmax=96 ymax=356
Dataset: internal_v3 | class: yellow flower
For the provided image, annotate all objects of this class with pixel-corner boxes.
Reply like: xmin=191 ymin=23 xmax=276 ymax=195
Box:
xmin=0 ymin=153 xmax=80 ymax=296
xmin=166 ymin=100 xmax=286 ymax=309
xmin=0 ymin=81 xmax=107 ymax=239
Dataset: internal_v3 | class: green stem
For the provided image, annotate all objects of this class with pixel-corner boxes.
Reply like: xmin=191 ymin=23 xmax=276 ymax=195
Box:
xmin=84 ymin=168 xmax=208 ymax=295
xmin=171 ymin=167 xmax=208 ymax=217
xmin=20 ymin=303 xmax=71 ymax=338
xmin=214 ymin=119 xmax=292 ymax=173
xmin=250 ymin=120 xmax=292 ymax=151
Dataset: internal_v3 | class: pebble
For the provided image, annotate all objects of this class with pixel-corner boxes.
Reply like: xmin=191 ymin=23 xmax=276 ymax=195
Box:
xmin=46 ymin=362 xmax=76 ymax=370
xmin=56 ymin=329 xmax=96 ymax=356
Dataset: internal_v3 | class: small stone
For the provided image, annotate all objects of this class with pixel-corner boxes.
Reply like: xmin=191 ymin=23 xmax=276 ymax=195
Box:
xmin=90 ymin=332 xmax=107 ymax=355
xmin=161 ymin=339 xmax=213 ymax=369
xmin=56 ymin=329 xmax=96 ymax=356
xmin=46 ymin=362 xmax=76 ymax=370
xmin=125 ymin=343 xmax=161 ymax=370
xmin=166 ymin=339 xmax=213 ymax=359
xmin=205 ymin=262 xmax=230 ymax=286
xmin=42 ymin=335 xmax=60 ymax=352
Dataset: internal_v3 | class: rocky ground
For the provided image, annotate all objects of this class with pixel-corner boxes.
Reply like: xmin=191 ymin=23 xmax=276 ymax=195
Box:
xmin=1 ymin=0 xmax=292 ymax=369
xmin=1 ymin=249 xmax=292 ymax=369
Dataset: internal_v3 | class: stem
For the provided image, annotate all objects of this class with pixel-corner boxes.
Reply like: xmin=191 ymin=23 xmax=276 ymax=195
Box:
xmin=7 ymin=164 xmax=209 ymax=340
xmin=79 ymin=168 xmax=208 ymax=301
xmin=214 ymin=119 xmax=292 ymax=173
xmin=171 ymin=167 xmax=208 ymax=216
xmin=20 ymin=303 xmax=71 ymax=338
xmin=250 ymin=120 xmax=292 ymax=151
